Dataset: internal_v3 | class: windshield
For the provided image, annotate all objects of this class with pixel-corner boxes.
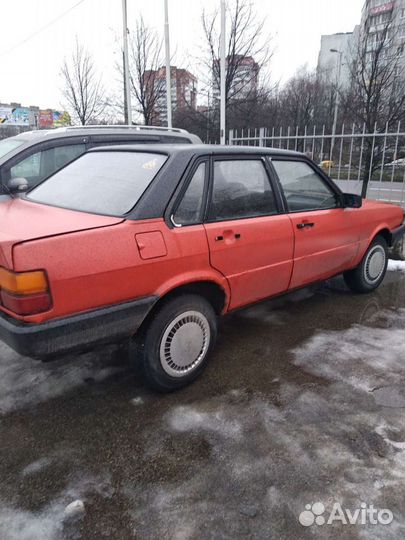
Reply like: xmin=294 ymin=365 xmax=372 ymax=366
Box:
xmin=0 ymin=138 xmax=26 ymax=159
xmin=28 ymin=151 xmax=167 ymax=216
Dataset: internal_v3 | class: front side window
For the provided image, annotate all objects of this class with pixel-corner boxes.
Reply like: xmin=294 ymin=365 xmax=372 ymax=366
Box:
xmin=174 ymin=162 xmax=206 ymax=225
xmin=28 ymin=151 xmax=167 ymax=216
xmin=10 ymin=152 xmax=41 ymax=181
xmin=0 ymin=138 xmax=25 ymax=159
xmin=272 ymin=160 xmax=339 ymax=212
xmin=208 ymin=159 xmax=277 ymax=221
xmin=9 ymin=143 xmax=86 ymax=187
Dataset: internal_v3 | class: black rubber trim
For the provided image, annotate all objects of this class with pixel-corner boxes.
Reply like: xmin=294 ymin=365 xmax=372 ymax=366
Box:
xmin=0 ymin=296 xmax=158 ymax=359
xmin=391 ymin=223 xmax=405 ymax=243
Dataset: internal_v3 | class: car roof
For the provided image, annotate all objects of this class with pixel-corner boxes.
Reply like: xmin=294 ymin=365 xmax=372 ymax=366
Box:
xmin=10 ymin=125 xmax=199 ymax=140
xmin=0 ymin=126 xmax=202 ymax=165
xmin=88 ymin=143 xmax=305 ymax=158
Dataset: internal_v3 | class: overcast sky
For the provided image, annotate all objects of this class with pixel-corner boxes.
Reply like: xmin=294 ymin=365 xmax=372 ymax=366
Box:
xmin=0 ymin=0 xmax=364 ymax=111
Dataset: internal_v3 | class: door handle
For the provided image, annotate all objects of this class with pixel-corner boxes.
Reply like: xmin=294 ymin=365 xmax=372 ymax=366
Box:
xmin=297 ymin=222 xmax=315 ymax=229
xmin=215 ymin=232 xmax=241 ymax=241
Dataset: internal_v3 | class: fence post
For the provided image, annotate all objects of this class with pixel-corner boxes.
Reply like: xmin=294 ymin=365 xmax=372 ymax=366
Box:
xmin=229 ymin=129 xmax=234 ymax=145
xmin=259 ymin=127 xmax=265 ymax=147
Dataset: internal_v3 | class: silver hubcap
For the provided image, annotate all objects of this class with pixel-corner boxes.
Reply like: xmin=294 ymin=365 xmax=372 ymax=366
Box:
xmin=364 ymin=245 xmax=386 ymax=284
xmin=160 ymin=310 xmax=211 ymax=377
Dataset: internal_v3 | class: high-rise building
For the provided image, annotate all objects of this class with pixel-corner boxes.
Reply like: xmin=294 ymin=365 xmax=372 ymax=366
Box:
xmin=359 ymin=0 xmax=405 ymax=70
xmin=212 ymin=55 xmax=260 ymax=101
xmin=145 ymin=66 xmax=197 ymax=125
xmin=317 ymin=1 xmax=405 ymax=89
xmin=317 ymin=30 xmax=359 ymax=89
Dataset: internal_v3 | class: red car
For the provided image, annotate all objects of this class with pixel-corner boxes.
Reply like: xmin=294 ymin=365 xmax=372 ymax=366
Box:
xmin=0 ymin=145 xmax=404 ymax=391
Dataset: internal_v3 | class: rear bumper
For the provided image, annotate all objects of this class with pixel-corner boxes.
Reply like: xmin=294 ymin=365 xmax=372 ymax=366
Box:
xmin=0 ymin=296 xmax=158 ymax=359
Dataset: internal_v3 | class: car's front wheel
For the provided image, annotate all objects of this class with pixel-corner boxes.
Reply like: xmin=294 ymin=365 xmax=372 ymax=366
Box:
xmin=137 ymin=294 xmax=217 ymax=392
xmin=343 ymin=235 xmax=388 ymax=293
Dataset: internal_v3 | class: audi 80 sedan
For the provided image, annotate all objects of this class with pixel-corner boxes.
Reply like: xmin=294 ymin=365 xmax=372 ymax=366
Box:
xmin=0 ymin=145 xmax=403 ymax=391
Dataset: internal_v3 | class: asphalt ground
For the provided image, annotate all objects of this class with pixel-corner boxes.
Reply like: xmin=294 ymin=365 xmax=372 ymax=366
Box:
xmin=0 ymin=269 xmax=404 ymax=540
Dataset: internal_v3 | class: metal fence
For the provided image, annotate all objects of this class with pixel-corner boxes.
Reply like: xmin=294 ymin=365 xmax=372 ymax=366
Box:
xmin=229 ymin=123 xmax=405 ymax=208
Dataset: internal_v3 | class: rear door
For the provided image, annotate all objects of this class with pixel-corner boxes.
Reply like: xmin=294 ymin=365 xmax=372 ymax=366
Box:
xmin=271 ymin=158 xmax=359 ymax=288
xmin=203 ymin=156 xmax=295 ymax=310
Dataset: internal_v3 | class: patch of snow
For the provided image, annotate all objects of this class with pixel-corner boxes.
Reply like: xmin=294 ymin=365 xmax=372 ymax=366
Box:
xmin=291 ymin=309 xmax=405 ymax=393
xmin=21 ymin=457 xmax=53 ymax=477
xmin=64 ymin=500 xmax=85 ymax=517
xmin=0 ymin=473 xmax=112 ymax=540
xmin=0 ymin=502 xmax=65 ymax=540
xmin=130 ymin=396 xmax=144 ymax=406
xmin=375 ymin=423 xmax=405 ymax=450
xmin=168 ymin=405 xmax=242 ymax=440
xmin=0 ymin=344 xmax=124 ymax=414
xmin=388 ymin=259 xmax=405 ymax=272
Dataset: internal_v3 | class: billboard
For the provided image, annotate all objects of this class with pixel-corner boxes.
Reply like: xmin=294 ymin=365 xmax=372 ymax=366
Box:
xmin=38 ymin=109 xmax=54 ymax=128
xmin=0 ymin=106 xmax=30 ymax=126
xmin=53 ymin=111 xmax=71 ymax=127
xmin=370 ymin=2 xmax=394 ymax=15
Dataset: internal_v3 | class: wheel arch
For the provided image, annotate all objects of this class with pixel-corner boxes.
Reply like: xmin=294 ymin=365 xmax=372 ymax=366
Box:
xmin=157 ymin=280 xmax=228 ymax=315
xmin=372 ymin=227 xmax=392 ymax=247
xmin=135 ymin=278 xmax=229 ymax=339
xmin=350 ymin=225 xmax=392 ymax=269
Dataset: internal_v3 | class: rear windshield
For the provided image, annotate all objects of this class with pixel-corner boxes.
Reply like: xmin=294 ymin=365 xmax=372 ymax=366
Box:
xmin=0 ymin=138 xmax=26 ymax=159
xmin=27 ymin=151 xmax=167 ymax=216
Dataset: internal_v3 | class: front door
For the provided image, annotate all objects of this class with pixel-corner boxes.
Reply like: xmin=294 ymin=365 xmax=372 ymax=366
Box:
xmin=204 ymin=157 xmax=295 ymax=310
xmin=272 ymin=159 xmax=359 ymax=289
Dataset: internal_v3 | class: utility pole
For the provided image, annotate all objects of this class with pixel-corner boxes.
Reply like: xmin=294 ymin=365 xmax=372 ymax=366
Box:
xmin=330 ymin=48 xmax=342 ymax=158
xmin=122 ymin=0 xmax=132 ymax=124
xmin=164 ymin=0 xmax=172 ymax=128
xmin=220 ymin=0 xmax=226 ymax=144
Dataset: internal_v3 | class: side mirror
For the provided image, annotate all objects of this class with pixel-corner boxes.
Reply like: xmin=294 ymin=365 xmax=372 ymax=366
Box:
xmin=342 ymin=192 xmax=362 ymax=208
xmin=7 ymin=177 xmax=29 ymax=194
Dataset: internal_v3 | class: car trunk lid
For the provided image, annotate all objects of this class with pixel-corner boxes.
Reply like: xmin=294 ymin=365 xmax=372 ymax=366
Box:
xmin=0 ymin=198 xmax=123 ymax=268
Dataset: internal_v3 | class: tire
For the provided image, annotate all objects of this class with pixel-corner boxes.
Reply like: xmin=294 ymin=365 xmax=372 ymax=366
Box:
xmin=137 ymin=294 xmax=217 ymax=392
xmin=343 ymin=236 xmax=388 ymax=293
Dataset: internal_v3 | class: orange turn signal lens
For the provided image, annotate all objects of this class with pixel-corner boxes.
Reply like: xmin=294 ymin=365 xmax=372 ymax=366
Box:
xmin=0 ymin=267 xmax=48 ymax=295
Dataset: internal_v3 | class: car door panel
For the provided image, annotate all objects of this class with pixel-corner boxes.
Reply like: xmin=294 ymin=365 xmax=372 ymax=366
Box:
xmin=272 ymin=159 xmax=359 ymax=289
xmin=288 ymin=209 xmax=359 ymax=288
xmin=201 ymin=156 xmax=295 ymax=310
xmin=205 ymin=215 xmax=295 ymax=309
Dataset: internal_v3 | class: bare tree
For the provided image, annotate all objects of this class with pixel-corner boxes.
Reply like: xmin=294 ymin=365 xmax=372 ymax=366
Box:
xmin=127 ymin=17 xmax=164 ymax=125
xmin=61 ymin=41 xmax=106 ymax=125
xmin=343 ymin=15 xmax=405 ymax=196
xmin=275 ymin=66 xmax=337 ymax=151
xmin=202 ymin=0 xmax=273 ymax=107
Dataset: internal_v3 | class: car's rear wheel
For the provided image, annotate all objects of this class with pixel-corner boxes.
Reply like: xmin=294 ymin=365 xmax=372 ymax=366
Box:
xmin=343 ymin=236 xmax=388 ymax=293
xmin=137 ymin=294 xmax=217 ymax=392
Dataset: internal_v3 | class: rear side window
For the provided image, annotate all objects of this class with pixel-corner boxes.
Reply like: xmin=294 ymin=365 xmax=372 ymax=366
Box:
xmin=273 ymin=160 xmax=339 ymax=212
xmin=208 ymin=159 xmax=277 ymax=221
xmin=173 ymin=162 xmax=206 ymax=225
xmin=28 ymin=151 xmax=167 ymax=216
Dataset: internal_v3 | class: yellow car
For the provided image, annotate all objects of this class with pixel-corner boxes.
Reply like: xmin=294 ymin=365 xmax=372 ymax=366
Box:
xmin=319 ymin=160 xmax=334 ymax=169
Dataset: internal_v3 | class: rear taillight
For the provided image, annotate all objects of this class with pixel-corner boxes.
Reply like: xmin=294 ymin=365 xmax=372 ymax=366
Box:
xmin=0 ymin=267 xmax=51 ymax=315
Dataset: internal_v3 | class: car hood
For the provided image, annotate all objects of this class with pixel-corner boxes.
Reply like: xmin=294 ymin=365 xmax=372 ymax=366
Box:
xmin=0 ymin=198 xmax=123 ymax=267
